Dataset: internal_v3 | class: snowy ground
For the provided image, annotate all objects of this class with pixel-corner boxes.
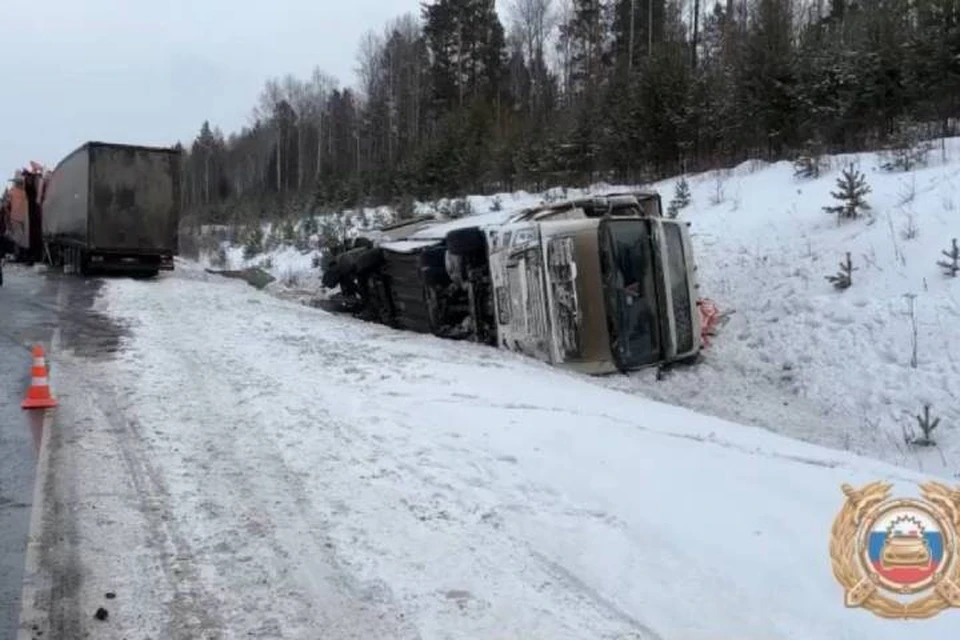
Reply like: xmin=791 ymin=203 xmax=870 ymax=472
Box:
xmin=24 ymin=262 xmax=959 ymax=638
xmin=629 ymin=141 xmax=960 ymax=477
xmin=201 ymin=139 xmax=960 ymax=478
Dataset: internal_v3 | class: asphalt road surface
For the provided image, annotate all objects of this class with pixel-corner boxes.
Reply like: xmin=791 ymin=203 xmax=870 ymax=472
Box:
xmin=0 ymin=263 xmax=123 ymax=639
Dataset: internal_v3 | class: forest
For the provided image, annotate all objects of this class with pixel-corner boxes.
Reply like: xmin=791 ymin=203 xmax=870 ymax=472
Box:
xmin=178 ymin=0 xmax=960 ymax=225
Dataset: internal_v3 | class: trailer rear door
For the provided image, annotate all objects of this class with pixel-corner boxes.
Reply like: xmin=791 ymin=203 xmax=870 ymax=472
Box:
xmin=88 ymin=145 xmax=179 ymax=252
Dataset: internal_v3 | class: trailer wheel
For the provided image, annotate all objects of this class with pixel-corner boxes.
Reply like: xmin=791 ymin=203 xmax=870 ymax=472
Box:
xmin=71 ymin=247 xmax=88 ymax=276
xmin=446 ymin=227 xmax=486 ymax=257
xmin=62 ymin=246 xmax=74 ymax=274
xmin=419 ymin=247 xmax=450 ymax=287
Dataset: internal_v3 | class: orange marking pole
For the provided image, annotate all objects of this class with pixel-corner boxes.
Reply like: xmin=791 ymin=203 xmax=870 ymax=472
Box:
xmin=22 ymin=344 xmax=57 ymax=410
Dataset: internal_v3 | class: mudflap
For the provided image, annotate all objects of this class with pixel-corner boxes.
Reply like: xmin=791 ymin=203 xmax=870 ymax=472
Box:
xmin=697 ymin=298 xmax=733 ymax=348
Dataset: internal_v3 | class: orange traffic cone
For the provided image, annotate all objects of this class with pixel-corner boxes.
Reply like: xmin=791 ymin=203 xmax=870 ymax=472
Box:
xmin=22 ymin=344 xmax=57 ymax=410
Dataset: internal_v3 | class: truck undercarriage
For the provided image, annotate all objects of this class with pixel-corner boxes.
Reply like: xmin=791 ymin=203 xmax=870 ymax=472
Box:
xmin=320 ymin=226 xmax=497 ymax=345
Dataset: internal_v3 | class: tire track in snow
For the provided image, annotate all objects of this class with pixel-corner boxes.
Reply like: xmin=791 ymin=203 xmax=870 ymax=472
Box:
xmin=223 ymin=329 xmax=667 ymax=638
xmin=102 ymin=285 xmax=420 ymax=639
xmin=61 ymin=356 xmax=228 ymax=638
xmin=99 ymin=273 xmax=667 ymax=639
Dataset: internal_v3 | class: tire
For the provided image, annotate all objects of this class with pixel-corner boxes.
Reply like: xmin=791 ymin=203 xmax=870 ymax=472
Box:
xmin=321 ymin=263 xmax=341 ymax=289
xmin=63 ymin=246 xmax=75 ymax=274
xmin=421 ymin=266 xmax=449 ymax=288
xmin=446 ymin=227 xmax=486 ymax=257
xmin=418 ymin=247 xmax=450 ymax=287
xmin=75 ymin=248 xmax=88 ymax=276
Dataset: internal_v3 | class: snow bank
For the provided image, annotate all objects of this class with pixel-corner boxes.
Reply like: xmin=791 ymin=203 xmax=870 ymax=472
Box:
xmin=619 ymin=139 xmax=960 ymax=477
xmin=60 ymin=269 xmax=958 ymax=638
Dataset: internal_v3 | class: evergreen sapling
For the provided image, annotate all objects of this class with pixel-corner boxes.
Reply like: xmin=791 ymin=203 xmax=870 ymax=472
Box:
xmin=395 ymin=195 xmax=416 ymax=221
xmin=880 ymin=122 xmax=933 ymax=172
xmin=906 ymin=404 xmax=941 ymax=447
xmin=280 ymin=218 xmax=297 ymax=245
xmin=823 ymin=165 xmax=871 ymax=221
xmin=243 ymin=225 xmax=264 ymax=260
xmin=667 ymin=178 xmax=692 ymax=218
xmin=826 ymin=252 xmax=856 ymax=290
xmin=937 ymin=238 xmax=959 ymax=277
xmin=793 ymin=138 xmax=827 ymax=179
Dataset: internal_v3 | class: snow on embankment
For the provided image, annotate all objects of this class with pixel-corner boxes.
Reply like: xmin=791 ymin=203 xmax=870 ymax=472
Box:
xmin=613 ymin=140 xmax=960 ymax=477
xmin=80 ymin=269 xmax=957 ymax=639
xmin=195 ymin=139 xmax=960 ymax=476
xmin=195 ymin=189 xmax=606 ymax=288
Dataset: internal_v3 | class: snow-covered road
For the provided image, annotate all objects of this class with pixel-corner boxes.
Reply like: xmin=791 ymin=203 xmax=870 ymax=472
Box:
xmin=19 ymin=265 xmax=960 ymax=639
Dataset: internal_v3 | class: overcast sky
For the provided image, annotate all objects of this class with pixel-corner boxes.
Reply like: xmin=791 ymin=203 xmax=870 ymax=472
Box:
xmin=1 ymin=0 xmax=515 ymax=176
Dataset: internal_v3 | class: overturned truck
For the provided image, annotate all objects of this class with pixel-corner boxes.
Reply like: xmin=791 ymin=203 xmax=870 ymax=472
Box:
xmin=321 ymin=191 xmax=703 ymax=375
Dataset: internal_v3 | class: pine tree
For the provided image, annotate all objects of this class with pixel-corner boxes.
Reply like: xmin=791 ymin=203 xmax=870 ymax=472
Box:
xmin=279 ymin=218 xmax=298 ymax=245
xmin=423 ymin=0 xmax=507 ymax=112
xmin=557 ymin=0 xmax=610 ymax=98
xmin=173 ymin=0 xmax=960 ymax=227
xmin=793 ymin=137 xmax=827 ymax=179
xmin=611 ymin=0 xmax=667 ymax=72
xmin=243 ymin=225 xmax=264 ymax=260
xmin=880 ymin=120 xmax=934 ymax=172
xmin=667 ymin=176 xmax=691 ymax=217
xmin=823 ymin=165 xmax=870 ymax=221
xmin=825 ymin=252 xmax=856 ymax=290
xmin=938 ymin=238 xmax=959 ymax=277
xmin=908 ymin=404 xmax=940 ymax=447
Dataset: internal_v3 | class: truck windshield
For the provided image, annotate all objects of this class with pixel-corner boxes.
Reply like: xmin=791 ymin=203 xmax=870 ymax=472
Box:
xmin=599 ymin=219 xmax=662 ymax=370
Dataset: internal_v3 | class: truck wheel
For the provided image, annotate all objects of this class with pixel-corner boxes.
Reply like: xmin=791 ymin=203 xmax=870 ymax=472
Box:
xmin=444 ymin=252 xmax=466 ymax=284
xmin=63 ymin=246 xmax=75 ymax=274
xmin=321 ymin=262 xmax=341 ymax=289
xmin=446 ymin=227 xmax=485 ymax=257
xmin=419 ymin=247 xmax=450 ymax=287
xmin=74 ymin=248 xmax=88 ymax=276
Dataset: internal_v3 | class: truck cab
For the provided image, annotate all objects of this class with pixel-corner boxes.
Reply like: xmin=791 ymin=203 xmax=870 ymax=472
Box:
xmin=485 ymin=192 xmax=700 ymax=374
